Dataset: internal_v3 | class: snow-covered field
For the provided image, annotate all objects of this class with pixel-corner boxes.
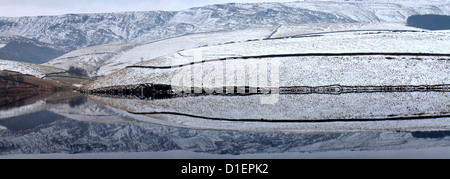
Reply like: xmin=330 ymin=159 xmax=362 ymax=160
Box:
xmin=96 ymin=26 xmax=276 ymax=76
xmin=174 ymin=31 xmax=450 ymax=62
xmin=83 ymin=28 xmax=450 ymax=90
xmin=44 ymin=26 xmax=276 ymax=77
xmin=271 ymin=22 xmax=424 ymax=39
xmin=0 ymin=59 xmax=65 ymax=78
xmin=84 ymin=55 xmax=449 ymax=91
xmin=46 ymin=22 xmax=430 ymax=78
xmin=44 ymin=43 xmax=140 ymax=77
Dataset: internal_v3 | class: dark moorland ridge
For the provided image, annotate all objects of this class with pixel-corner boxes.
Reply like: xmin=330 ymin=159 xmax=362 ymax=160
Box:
xmin=0 ymin=41 xmax=65 ymax=64
xmin=407 ymin=14 xmax=450 ymax=30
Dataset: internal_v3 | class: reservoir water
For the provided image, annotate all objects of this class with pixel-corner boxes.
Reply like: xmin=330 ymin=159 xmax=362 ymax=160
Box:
xmin=0 ymin=91 xmax=449 ymax=159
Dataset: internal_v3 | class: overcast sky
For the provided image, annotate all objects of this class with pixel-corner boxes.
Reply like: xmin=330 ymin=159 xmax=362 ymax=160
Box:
xmin=0 ymin=0 xmax=300 ymax=17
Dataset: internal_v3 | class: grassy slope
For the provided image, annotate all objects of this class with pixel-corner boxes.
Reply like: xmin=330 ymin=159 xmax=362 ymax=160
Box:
xmin=0 ymin=70 xmax=75 ymax=109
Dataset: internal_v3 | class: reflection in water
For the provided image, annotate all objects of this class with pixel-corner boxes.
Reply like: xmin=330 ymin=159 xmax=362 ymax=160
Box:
xmin=0 ymin=91 xmax=449 ymax=158
xmin=0 ymin=110 xmax=63 ymax=132
xmin=411 ymin=131 xmax=450 ymax=139
xmin=84 ymin=83 xmax=450 ymax=100
xmin=0 ymin=91 xmax=55 ymax=111
xmin=68 ymin=96 xmax=88 ymax=108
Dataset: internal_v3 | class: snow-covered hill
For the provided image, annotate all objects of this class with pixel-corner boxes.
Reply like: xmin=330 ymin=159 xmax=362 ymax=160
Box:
xmin=44 ymin=43 xmax=140 ymax=77
xmin=46 ymin=22 xmax=427 ymax=77
xmin=45 ymin=26 xmax=277 ymax=77
xmin=0 ymin=59 xmax=65 ymax=78
xmin=82 ymin=26 xmax=450 ymax=90
xmin=0 ymin=0 xmax=449 ymax=52
xmin=0 ymin=59 xmax=91 ymax=87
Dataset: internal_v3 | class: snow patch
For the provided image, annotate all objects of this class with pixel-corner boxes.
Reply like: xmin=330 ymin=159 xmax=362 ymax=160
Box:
xmin=72 ymin=84 xmax=83 ymax=88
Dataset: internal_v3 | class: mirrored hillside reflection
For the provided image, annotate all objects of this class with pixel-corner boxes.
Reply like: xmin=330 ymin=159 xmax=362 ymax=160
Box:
xmin=0 ymin=89 xmax=449 ymax=157
xmin=82 ymin=83 xmax=450 ymax=100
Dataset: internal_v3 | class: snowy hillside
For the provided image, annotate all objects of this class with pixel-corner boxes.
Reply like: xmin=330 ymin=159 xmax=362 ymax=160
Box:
xmin=47 ymin=22 xmax=427 ymax=77
xmin=0 ymin=59 xmax=91 ymax=87
xmin=83 ymin=26 xmax=450 ymax=90
xmin=0 ymin=59 xmax=65 ymax=78
xmin=44 ymin=43 xmax=140 ymax=77
xmin=270 ymin=22 xmax=423 ymax=38
xmin=0 ymin=0 xmax=448 ymax=51
xmin=45 ymin=26 xmax=276 ymax=77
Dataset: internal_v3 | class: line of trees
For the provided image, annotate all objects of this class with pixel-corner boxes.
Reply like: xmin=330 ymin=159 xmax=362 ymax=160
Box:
xmin=67 ymin=66 xmax=87 ymax=76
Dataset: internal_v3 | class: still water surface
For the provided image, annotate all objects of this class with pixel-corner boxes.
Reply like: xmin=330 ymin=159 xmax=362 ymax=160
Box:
xmin=1 ymin=91 xmax=450 ymax=159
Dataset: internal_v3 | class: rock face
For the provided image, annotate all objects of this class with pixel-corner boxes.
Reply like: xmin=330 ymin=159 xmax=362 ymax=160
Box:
xmin=0 ymin=0 xmax=449 ymax=52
